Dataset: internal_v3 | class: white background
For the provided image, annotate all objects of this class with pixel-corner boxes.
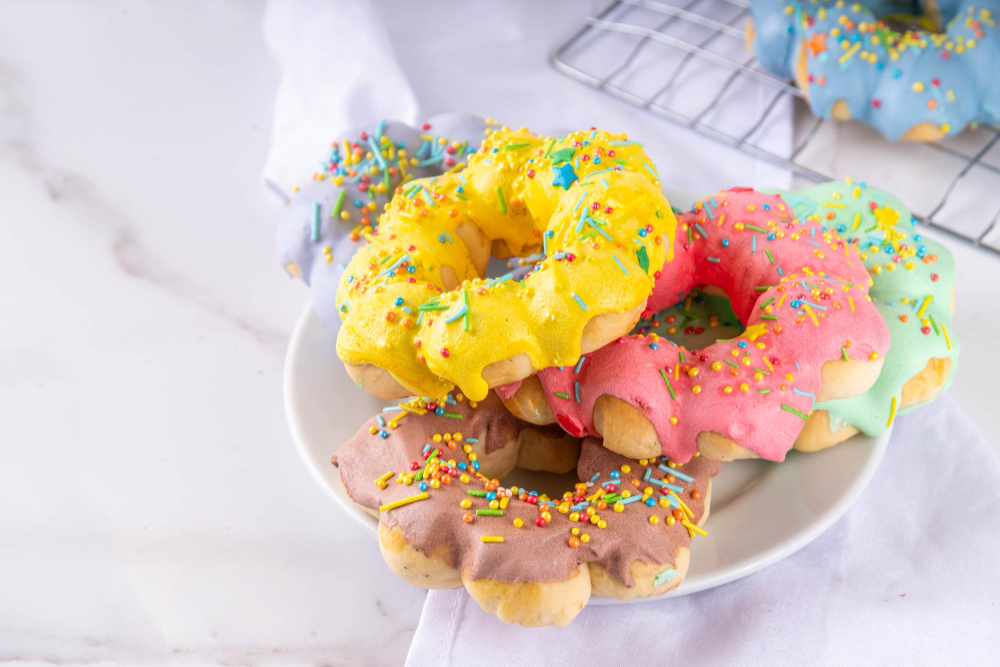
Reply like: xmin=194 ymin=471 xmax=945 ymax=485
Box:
xmin=1 ymin=1 xmax=997 ymax=664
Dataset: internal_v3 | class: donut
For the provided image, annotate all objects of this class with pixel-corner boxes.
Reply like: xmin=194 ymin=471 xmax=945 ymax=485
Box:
xmin=334 ymin=127 xmax=678 ymax=402
xmin=748 ymin=1 xmax=1000 ymax=141
xmin=767 ymin=179 xmax=959 ymax=450
xmin=333 ymin=392 xmax=719 ymax=627
xmin=278 ymin=113 xmax=499 ymax=335
xmin=498 ymin=186 xmax=891 ymax=462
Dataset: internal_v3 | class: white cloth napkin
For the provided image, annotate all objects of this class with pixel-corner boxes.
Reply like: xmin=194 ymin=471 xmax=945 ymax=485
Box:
xmin=405 ymin=394 xmax=1000 ymax=665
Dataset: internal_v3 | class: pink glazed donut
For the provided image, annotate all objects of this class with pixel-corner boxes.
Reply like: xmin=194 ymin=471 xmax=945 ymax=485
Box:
xmin=499 ymin=187 xmax=891 ymax=462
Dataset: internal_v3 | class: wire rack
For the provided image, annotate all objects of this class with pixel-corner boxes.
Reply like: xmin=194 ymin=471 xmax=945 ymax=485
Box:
xmin=552 ymin=0 xmax=1000 ymax=256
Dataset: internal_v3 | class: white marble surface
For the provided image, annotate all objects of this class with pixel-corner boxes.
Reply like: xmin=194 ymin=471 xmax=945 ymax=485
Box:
xmin=1 ymin=1 xmax=998 ymax=665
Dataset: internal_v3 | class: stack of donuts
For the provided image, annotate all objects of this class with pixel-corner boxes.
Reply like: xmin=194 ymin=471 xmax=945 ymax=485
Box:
xmin=278 ymin=115 xmax=960 ymax=627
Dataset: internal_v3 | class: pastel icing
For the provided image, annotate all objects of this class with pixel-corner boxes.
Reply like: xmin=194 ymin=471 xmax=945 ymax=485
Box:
xmin=336 ymin=127 xmax=677 ymax=401
xmin=770 ymin=179 xmax=959 ymax=434
xmin=750 ymin=0 xmax=1000 ymax=140
xmin=509 ymin=187 xmax=891 ymax=462
xmin=277 ymin=113 xmax=498 ymax=336
xmin=333 ymin=392 xmax=719 ymax=585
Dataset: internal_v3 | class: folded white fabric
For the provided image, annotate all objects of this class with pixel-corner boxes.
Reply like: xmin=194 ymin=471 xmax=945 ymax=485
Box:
xmin=406 ymin=393 xmax=1000 ymax=666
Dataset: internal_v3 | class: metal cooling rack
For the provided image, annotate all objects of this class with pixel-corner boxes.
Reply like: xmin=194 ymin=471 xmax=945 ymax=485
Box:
xmin=552 ymin=0 xmax=1000 ymax=256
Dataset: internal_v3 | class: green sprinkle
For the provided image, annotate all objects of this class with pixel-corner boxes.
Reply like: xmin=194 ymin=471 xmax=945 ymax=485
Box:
xmin=330 ymin=190 xmax=346 ymax=219
xmin=765 ymin=249 xmax=775 ymax=264
xmin=654 ymin=567 xmax=677 ymax=586
xmin=842 ymin=346 xmax=849 ymax=361
xmin=659 ymin=368 xmax=677 ymax=400
xmin=467 ymin=490 xmax=488 ymax=497
xmin=761 ymin=314 xmax=779 ymax=320
xmin=441 ymin=412 xmax=463 ymax=419
xmin=554 ymin=391 xmax=570 ymax=400
xmin=758 ymin=388 xmax=771 ymax=394
xmin=928 ymin=312 xmax=940 ymax=335
xmin=543 ymin=139 xmax=555 ymax=157
xmin=725 ymin=359 xmax=739 ymax=368
xmin=504 ymin=142 xmax=531 ymax=151
xmin=463 ymin=288 xmax=471 ymax=332
xmin=635 ymin=246 xmax=650 ymax=273
xmin=755 ymin=285 xmax=775 ymax=292
xmin=744 ymin=223 xmax=769 ymax=233
xmin=496 ymin=187 xmax=507 ymax=214
xmin=476 ymin=509 xmax=503 ymax=516
xmin=760 ymin=297 xmax=775 ymax=309
xmin=781 ymin=404 xmax=810 ymax=420
xmin=656 ymin=210 xmax=663 ymax=218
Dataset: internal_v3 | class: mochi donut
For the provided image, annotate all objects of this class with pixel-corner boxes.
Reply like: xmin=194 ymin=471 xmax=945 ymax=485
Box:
xmin=333 ymin=392 xmax=718 ymax=628
xmin=748 ymin=0 xmax=1000 ymax=141
xmin=336 ymin=127 xmax=677 ymax=402
xmin=770 ymin=179 xmax=959 ymax=450
xmin=278 ymin=113 xmax=499 ymax=335
xmin=499 ymin=187 xmax=891 ymax=462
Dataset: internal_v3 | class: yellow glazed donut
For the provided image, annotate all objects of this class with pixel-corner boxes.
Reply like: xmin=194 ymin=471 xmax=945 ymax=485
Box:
xmin=333 ymin=393 xmax=718 ymax=627
xmin=336 ymin=127 xmax=678 ymax=401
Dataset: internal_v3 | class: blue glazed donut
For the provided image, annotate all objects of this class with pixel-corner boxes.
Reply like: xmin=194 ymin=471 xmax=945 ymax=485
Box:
xmin=749 ymin=0 xmax=1000 ymax=140
xmin=277 ymin=113 xmax=496 ymax=334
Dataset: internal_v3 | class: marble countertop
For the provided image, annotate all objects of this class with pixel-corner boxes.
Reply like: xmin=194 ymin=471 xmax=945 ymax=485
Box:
xmin=2 ymin=1 xmax=997 ymax=664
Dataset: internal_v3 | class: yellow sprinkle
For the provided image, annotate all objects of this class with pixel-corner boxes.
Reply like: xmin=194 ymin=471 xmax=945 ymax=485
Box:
xmin=500 ymin=496 xmax=509 ymax=509
xmin=917 ymin=294 xmax=933 ymax=318
xmin=852 ymin=187 xmax=860 ymax=199
xmin=777 ymin=293 xmax=787 ymax=309
xmin=481 ymin=536 xmax=504 ymax=543
xmin=852 ymin=213 xmax=861 ymax=231
xmin=763 ymin=356 xmax=774 ymax=372
xmin=848 ymin=297 xmax=855 ymax=312
xmin=717 ymin=213 xmax=725 ymax=227
xmin=802 ymin=302 xmax=820 ymax=326
xmin=379 ymin=492 xmax=429 ymax=512
xmin=681 ymin=519 xmax=707 ymax=537
xmin=839 ymin=41 xmax=861 ymax=64
xmin=375 ymin=471 xmax=394 ymax=485
xmin=824 ymin=202 xmax=845 ymax=209
xmin=886 ymin=395 xmax=898 ymax=427
xmin=942 ymin=324 xmax=952 ymax=350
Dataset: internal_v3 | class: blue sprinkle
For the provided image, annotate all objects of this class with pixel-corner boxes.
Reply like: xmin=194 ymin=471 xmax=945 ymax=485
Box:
xmin=419 ymin=482 xmax=428 ymax=491
xmin=659 ymin=464 xmax=694 ymax=482
xmin=572 ymin=293 xmax=588 ymax=310
xmin=394 ymin=297 xmax=404 ymax=306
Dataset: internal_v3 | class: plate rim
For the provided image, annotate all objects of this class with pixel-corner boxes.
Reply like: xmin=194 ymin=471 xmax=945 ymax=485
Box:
xmin=283 ymin=303 xmax=891 ymax=602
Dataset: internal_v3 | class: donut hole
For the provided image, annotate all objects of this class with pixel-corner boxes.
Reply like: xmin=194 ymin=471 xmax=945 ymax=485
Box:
xmin=633 ymin=286 xmax=743 ymax=349
xmin=477 ymin=427 xmax=582 ymax=500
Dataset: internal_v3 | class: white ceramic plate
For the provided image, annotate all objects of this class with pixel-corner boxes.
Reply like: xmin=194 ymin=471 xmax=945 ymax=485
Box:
xmin=284 ymin=184 xmax=890 ymax=601
xmin=284 ymin=311 xmax=890 ymax=603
